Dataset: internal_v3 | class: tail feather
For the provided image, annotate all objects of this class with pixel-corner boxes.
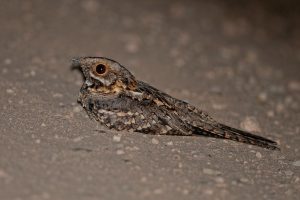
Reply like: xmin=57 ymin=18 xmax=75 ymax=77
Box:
xmin=194 ymin=123 xmax=279 ymax=150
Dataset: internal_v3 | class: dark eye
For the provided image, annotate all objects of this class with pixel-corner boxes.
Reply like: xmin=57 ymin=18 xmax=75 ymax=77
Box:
xmin=95 ymin=64 xmax=106 ymax=75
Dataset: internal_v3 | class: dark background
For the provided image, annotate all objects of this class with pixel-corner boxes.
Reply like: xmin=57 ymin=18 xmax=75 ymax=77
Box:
xmin=0 ymin=0 xmax=299 ymax=199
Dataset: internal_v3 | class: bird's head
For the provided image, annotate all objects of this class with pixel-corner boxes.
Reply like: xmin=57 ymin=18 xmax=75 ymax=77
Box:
xmin=72 ymin=57 xmax=137 ymax=94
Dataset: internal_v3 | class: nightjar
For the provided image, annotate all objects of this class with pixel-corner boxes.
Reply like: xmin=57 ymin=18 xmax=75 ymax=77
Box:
xmin=72 ymin=57 xmax=279 ymax=150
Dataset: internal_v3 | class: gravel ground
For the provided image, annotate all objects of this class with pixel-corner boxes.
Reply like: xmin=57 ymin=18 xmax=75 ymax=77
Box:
xmin=0 ymin=0 xmax=299 ymax=200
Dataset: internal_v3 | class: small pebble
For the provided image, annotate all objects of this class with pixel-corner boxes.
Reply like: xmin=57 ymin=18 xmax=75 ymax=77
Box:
xmin=125 ymin=42 xmax=139 ymax=53
xmin=113 ymin=135 xmax=121 ymax=142
xmin=204 ymin=189 xmax=213 ymax=195
xmin=292 ymin=160 xmax=300 ymax=167
xmin=182 ymin=189 xmax=189 ymax=195
xmin=276 ymin=103 xmax=284 ymax=113
xmin=166 ymin=141 xmax=173 ymax=146
xmin=284 ymin=170 xmax=293 ymax=176
xmin=41 ymin=192 xmax=50 ymax=199
xmin=178 ymin=162 xmax=183 ymax=168
xmin=0 ymin=169 xmax=9 ymax=178
xmin=215 ymin=177 xmax=225 ymax=184
xmin=240 ymin=177 xmax=250 ymax=183
xmin=267 ymin=110 xmax=275 ymax=118
xmin=240 ymin=117 xmax=261 ymax=132
xmin=41 ymin=123 xmax=46 ymax=127
xmin=141 ymin=177 xmax=147 ymax=183
xmin=6 ymin=89 xmax=14 ymax=94
xmin=212 ymin=103 xmax=227 ymax=110
xmin=53 ymin=93 xmax=63 ymax=98
xmin=73 ymin=136 xmax=83 ymax=142
xmin=116 ymin=149 xmax=125 ymax=155
xmin=288 ymin=81 xmax=300 ymax=91
xmin=4 ymin=58 xmax=12 ymax=65
xmin=73 ymin=106 xmax=82 ymax=113
xmin=258 ymin=92 xmax=268 ymax=102
xmin=153 ymin=188 xmax=163 ymax=194
xmin=151 ymin=138 xmax=159 ymax=145
xmin=30 ymin=70 xmax=36 ymax=76
xmin=256 ymin=152 xmax=262 ymax=159
xmin=203 ymin=168 xmax=221 ymax=175
xmin=81 ymin=0 xmax=99 ymax=13
xmin=2 ymin=68 xmax=8 ymax=74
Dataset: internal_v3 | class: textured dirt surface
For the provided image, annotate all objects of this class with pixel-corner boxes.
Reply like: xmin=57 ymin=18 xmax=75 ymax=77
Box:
xmin=1 ymin=0 xmax=300 ymax=200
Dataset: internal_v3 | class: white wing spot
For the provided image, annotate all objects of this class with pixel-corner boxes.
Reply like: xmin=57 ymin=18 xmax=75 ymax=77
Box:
xmin=127 ymin=111 xmax=133 ymax=116
xmin=124 ymin=120 xmax=132 ymax=125
xmin=117 ymin=112 xmax=127 ymax=117
xmin=130 ymin=91 xmax=143 ymax=96
xmin=154 ymin=99 xmax=164 ymax=106
xmin=166 ymin=125 xmax=172 ymax=131
xmin=99 ymin=109 xmax=115 ymax=115
xmin=161 ymin=129 xmax=168 ymax=134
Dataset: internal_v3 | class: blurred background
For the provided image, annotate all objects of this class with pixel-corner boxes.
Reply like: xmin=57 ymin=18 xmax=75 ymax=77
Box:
xmin=0 ymin=0 xmax=299 ymax=200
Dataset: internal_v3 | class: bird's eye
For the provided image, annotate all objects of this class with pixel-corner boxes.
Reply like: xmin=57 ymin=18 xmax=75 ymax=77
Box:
xmin=95 ymin=64 xmax=107 ymax=75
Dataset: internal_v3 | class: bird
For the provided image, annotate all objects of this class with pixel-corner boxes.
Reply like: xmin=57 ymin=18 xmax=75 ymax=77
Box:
xmin=72 ymin=56 xmax=279 ymax=150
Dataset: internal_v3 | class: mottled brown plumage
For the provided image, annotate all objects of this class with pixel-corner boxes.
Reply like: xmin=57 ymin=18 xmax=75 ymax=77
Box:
xmin=72 ymin=57 xmax=279 ymax=150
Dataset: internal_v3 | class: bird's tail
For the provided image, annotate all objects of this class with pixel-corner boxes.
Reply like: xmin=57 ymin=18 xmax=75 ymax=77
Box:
xmin=194 ymin=123 xmax=279 ymax=150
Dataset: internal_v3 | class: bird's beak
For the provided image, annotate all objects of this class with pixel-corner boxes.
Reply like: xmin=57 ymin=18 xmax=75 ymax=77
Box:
xmin=71 ymin=57 xmax=82 ymax=70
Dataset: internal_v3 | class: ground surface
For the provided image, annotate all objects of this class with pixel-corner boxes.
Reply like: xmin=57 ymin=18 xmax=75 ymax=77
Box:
xmin=0 ymin=0 xmax=300 ymax=200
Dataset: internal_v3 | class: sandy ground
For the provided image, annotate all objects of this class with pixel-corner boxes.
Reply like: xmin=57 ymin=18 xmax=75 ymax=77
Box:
xmin=0 ymin=0 xmax=300 ymax=199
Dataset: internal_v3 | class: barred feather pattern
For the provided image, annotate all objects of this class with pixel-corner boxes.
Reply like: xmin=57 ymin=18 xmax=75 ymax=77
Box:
xmin=74 ymin=57 xmax=279 ymax=150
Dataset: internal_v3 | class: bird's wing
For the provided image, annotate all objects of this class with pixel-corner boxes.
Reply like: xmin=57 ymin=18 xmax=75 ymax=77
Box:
xmin=85 ymin=89 xmax=192 ymax=135
xmin=135 ymin=81 xmax=279 ymax=150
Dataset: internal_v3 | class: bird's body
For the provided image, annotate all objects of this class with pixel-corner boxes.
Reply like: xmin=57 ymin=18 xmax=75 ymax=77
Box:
xmin=73 ymin=57 xmax=279 ymax=150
